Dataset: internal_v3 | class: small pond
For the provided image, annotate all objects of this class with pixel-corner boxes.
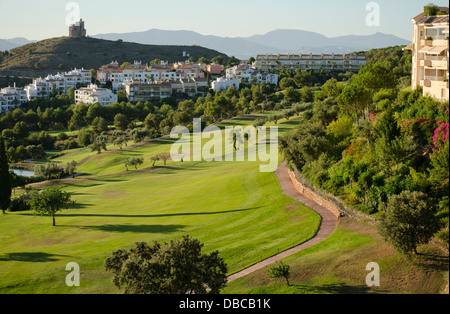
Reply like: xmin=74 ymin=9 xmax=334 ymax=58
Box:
xmin=11 ymin=169 xmax=35 ymax=177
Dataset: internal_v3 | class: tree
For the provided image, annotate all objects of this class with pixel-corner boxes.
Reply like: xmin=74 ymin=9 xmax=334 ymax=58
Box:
xmin=377 ymin=191 xmax=441 ymax=255
xmin=125 ymin=156 xmax=144 ymax=171
xmin=104 ymin=236 xmax=228 ymax=294
xmin=300 ymin=86 xmax=314 ymax=103
xmin=78 ymin=128 xmax=94 ymax=147
xmin=337 ymin=83 xmax=372 ymax=124
xmin=114 ymin=113 xmax=130 ymax=131
xmin=89 ymin=136 xmax=108 ymax=154
xmin=211 ymin=55 xmax=225 ymax=65
xmin=280 ymin=122 xmax=330 ymax=170
xmin=150 ymin=155 xmax=160 ymax=167
xmin=268 ymin=262 xmax=291 ymax=286
xmin=284 ymin=87 xmax=301 ymax=103
xmin=322 ymin=78 xmax=342 ymax=98
xmin=279 ymin=77 xmax=296 ymax=90
xmin=159 ymin=153 xmax=171 ymax=166
xmin=227 ymin=56 xmax=240 ymax=67
xmin=34 ymin=163 xmax=63 ymax=181
xmin=114 ymin=135 xmax=128 ymax=150
xmin=29 ymin=187 xmax=73 ymax=226
xmin=0 ymin=136 xmax=11 ymax=214
xmin=91 ymin=116 xmax=109 ymax=134
xmin=64 ymin=160 xmax=78 ymax=178
xmin=68 ymin=87 xmax=75 ymax=104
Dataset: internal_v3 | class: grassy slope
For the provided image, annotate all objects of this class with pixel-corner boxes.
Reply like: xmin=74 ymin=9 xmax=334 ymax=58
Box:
xmin=0 ymin=114 xmax=323 ymax=293
xmin=224 ymin=216 xmax=449 ymax=294
xmin=0 ymin=36 xmax=228 ymax=77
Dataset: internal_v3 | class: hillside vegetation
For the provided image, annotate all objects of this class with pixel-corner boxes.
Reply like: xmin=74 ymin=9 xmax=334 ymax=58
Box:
xmin=0 ymin=36 xmax=228 ymax=77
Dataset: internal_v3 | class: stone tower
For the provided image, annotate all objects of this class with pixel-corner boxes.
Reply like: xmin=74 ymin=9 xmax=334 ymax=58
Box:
xmin=69 ymin=19 xmax=87 ymax=37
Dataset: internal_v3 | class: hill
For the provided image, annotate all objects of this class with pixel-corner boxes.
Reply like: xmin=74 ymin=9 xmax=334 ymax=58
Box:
xmin=0 ymin=36 xmax=229 ymax=78
xmin=93 ymin=29 xmax=412 ymax=59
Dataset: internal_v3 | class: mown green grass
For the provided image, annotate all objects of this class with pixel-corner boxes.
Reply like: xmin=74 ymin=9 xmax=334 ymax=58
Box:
xmin=0 ymin=114 xmax=322 ymax=294
xmin=223 ymin=217 xmax=449 ymax=294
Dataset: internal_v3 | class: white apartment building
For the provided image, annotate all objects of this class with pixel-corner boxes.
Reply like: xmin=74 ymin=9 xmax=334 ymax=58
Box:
xmin=125 ymin=81 xmax=173 ymax=102
xmin=226 ymin=64 xmax=279 ymax=85
xmin=63 ymin=68 xmax=93 ymax=90
xmin=125 ymin=77 xmax=210 ymax=102
xmin=23 ymin=68 xmax=92 ymax=101
xmin=212 ymin=78 xmax=240 ymax=92
xmin=105 ymin=60 xmax=206 ymax=91
xmin=253 ymin=53 xmax=367 ymax=72
xmin=75 ymin=84 xmax=118 ymax=106
xmin=0 ymin=84 xmax=28 ymax=114
xmin=407 ymin=6 xmax=449 ymax=101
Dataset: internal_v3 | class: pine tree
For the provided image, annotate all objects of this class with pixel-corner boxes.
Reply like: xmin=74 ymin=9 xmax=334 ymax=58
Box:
xmin=0 ymin=136 xmax=12 ymax=214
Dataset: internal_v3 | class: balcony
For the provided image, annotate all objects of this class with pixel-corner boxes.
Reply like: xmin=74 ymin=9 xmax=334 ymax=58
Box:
xmin=420 ymin=79 xmax=431 ymax=87
xmin=420 ymin=39 xmax=433 ymax=46
xmin=431 ymin=80 xmax=449 ymax=89
xmin=432 ymin=59 xmax=449 ymax=69
xmin=420 ymin=59 xmax=432 ymax=67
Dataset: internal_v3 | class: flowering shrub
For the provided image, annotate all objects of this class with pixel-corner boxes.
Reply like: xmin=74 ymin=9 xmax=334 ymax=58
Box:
xmin=433 ymin=121 xmax=449 ymax=150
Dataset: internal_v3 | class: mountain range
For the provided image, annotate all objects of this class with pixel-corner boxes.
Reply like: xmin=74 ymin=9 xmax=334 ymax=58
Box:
xmin=92 ymin=29 xmax=412 ymax=59
xmin=0 ymin=29 xmax=411 ymax=61
xmin=0 ymin=38 xmax=36 ymax=51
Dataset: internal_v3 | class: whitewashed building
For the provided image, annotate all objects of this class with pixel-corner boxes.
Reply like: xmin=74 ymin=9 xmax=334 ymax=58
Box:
xmin=0 ymin=84 xmax=28 ymax=114
xmin=226 ymin=64 xmax=279 ymax=85
xmin=75 ymin=84 xmax=118 ymax=106
xmin=23 ymin=68 xmax=92 ymax=101
xmin=212 ymin=77 xmax=240 ymax=92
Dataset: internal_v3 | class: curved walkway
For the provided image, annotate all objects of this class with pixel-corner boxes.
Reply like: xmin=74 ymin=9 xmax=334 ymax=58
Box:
xmin=227 ymin=161 xmax=339 ymax=283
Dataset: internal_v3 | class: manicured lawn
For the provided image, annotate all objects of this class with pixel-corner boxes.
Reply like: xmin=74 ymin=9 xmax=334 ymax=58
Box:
xmin=0 ymin=114 xmax=323 ymax=294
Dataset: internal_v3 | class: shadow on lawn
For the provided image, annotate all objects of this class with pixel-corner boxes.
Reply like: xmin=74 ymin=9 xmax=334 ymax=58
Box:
xmin=71 ymin=224 xmax=186 ymax=234
xmin=289 ymin=283 xmax=386 ymax=294
xmin=0 ymin=252 xmax=71 ymax=263
xmin=53 ymin=207 xmax=258 ymax=219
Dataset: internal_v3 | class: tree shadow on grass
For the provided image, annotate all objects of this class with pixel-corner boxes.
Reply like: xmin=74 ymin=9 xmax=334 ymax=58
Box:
xmin=289 ymin=283 xmax=387 ymax=294
xmin=414 ymin=252 xmax=449 ymax=272
xmin=0 ymin=252 xmax=71 ymax=263
xmin=69 ymin=224 xmax=186 ymax=234
xmin=42 ymin=207 xmax=258 ymax=219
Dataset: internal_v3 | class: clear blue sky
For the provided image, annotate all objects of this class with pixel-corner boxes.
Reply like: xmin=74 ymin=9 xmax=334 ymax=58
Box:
xmin=0 ymin=0 xmax=448 ymax=40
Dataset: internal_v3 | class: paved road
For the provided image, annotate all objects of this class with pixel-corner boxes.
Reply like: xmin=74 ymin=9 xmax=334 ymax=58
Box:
xmin=227 ymin=161 xmax=339 ymax=283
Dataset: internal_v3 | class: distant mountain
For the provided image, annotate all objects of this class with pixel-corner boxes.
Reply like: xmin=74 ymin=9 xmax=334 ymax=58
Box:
xmin=94 ymin=29 xmax=412 ymax=59
xmin=0 ymin=36 xmax=228 ymax=78
xmin=94 ymin=29 xmax=278 ymax=61
xmin=0 ymin=38 xmax=34 ymax=51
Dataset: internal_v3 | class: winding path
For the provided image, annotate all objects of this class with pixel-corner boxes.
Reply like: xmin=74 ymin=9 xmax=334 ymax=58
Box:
xmin=227 ymin=161 xmax=339 ymax=283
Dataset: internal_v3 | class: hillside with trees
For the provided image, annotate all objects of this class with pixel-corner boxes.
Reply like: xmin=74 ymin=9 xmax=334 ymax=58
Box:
xmin=280 ymin=46 xmax=449 ymax=253
xmin=0 ymin=36 xmax=229 ymax=78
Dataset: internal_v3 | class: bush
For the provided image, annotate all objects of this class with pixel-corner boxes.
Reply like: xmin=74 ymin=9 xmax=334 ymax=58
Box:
xmin=9 ymin=194 xmax=31 ymax=212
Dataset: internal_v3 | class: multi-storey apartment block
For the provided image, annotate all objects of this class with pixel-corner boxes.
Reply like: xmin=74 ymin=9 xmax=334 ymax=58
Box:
xmin=23 ymin=68 xmax=92 ymax=101
xmin=253 ymin=53 xmax=367 ymax=72
xmin=407 ymin=6 xmax=449 ymax=101
xmin=125 ymin=77 xmax=209 ymax=102
xmin=97 ymin=61 xmax=122 ymax=83
xmin=125 ymin=81 xmax=173 ymax=102
xmin=105 ymin=61 xmax=206 ymax=92
xmin=0 ymin=84 xmax=28 ymax=114
xmin=212 ymin=78 xmax=240 ymax=92
xmin=75 ymin=84 xmax=118 ymax=106
xmin=226 ymin=64 xmax=279 ymax=85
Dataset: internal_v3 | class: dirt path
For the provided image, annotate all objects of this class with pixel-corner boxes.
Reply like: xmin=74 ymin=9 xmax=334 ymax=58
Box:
xmin=227 ymin=161 xmax=339 ymax=283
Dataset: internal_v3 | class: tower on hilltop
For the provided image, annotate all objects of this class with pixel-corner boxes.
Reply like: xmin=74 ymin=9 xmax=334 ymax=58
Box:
xmin=69 ymin=19 xmax=87 ymax=37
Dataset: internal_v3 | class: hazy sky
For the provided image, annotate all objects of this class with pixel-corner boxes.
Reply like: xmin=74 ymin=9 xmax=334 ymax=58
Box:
xmin=0 ymin=0 xmax=449 ymax=40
